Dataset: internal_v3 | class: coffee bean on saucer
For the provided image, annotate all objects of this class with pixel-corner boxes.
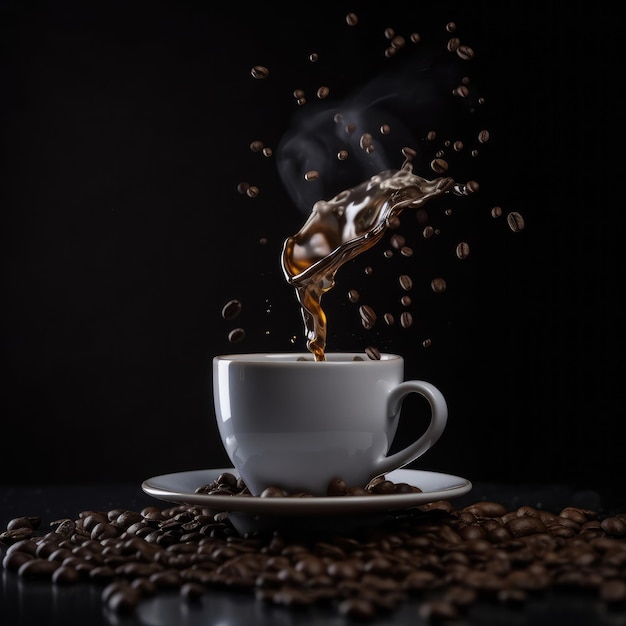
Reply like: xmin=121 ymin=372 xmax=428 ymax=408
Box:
xmin=216 ymin=472 xmax=239 ymax=490
xmin=327 ymin=478 xmax=347 ymax=496
xmin=369 ymin=480 xmax=396 ymax=494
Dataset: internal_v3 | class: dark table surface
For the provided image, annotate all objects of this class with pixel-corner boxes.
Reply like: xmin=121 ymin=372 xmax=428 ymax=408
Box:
xmin=1 ymin=478 xmax=625 ymax=626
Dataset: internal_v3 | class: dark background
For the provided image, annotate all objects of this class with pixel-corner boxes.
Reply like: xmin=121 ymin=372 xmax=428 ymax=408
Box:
xmin=1 ymin=1 xmax=622 ymax=498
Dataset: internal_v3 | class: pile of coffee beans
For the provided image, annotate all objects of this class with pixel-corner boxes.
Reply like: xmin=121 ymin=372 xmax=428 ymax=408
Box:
xmin=195 ymin=472 xmax=423 ymax=497
xmin=2 ymin=478 xmax=626 ymax=622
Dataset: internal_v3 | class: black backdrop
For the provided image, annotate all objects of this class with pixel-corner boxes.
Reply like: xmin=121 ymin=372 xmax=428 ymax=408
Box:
xmin=1 ymin=1 xmax=622 ymax=498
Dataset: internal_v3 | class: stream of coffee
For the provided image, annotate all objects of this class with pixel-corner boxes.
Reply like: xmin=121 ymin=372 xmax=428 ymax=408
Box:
xmin=281 ymin=164 xmax=475 ymax=361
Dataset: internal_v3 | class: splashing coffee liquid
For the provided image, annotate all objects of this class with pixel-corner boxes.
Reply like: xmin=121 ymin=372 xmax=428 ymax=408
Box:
xmin=281 ymin=164 xmax=474 ymax=361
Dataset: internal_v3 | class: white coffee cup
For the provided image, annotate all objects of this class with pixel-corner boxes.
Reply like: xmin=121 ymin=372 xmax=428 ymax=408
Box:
xmin=212 ymin=352 xmax=448 ymax=496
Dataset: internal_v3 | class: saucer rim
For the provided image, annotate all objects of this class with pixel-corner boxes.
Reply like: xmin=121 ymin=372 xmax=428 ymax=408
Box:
xmin=141 ymin=467 xmax=472 ymax=516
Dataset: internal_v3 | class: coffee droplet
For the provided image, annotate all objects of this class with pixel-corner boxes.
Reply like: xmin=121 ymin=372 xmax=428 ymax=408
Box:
xmin=221 ymin=299 xmax=242 ymax=320
xmin=507 ymin=211 xmax=525 ymax=232
xmin=250 ymin=65 xmax=269 ymax=79
xmin=402 ymin=146 xmax=417 ymax=159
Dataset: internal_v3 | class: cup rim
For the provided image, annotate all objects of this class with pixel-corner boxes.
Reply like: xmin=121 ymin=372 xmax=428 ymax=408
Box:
xmin=213 ymin=352 xmax=403 ymax=364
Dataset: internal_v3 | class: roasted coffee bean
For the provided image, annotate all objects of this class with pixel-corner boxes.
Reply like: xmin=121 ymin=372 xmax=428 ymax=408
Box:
xmin=338 ymin=597 xmax=376 ymax=619
xmin=2 ymin=551 xmax=34 ymax=571
xmin=6 ymin=517 xmax=36 ymax=531
xmin=131 ymin=576 xmax=157 ymax=595
xmin=181 ymin=581 xmax=205 ymax=601
xmin=430 ymin=158 xmax=449 ymax=174
xmin=370 ymin=480 xmax=395 ymax=494
xmin=48 ymin=547 xmax=73 ymax=562
xmin=398 ymin=274 xmax=413 ymax=291
xmin=400 ymin=311 xmax=413 ymax=328
xmin=106 ymin=586 xmax=142 ymax=613
xmin=359 ymin=304 xmax=377 ymax=329
xmin=601 ymin=516 xmax=626 ymax=537
xmin=52 ymin=519 xmax=76 ymax=538
xmin=365 ymin=346 xmax=381 ymax=360
xmin=250 ymin=65 xmax=269 ymax=79
xmin=419 ymin=598 xmax=460 ymax=621
xmin=52 ymin=564 xmax=81 ymax=584
xmin=505 ymin=516 xmax=547 ymax=537
xmin=115 ymin=511 xmax=144 ymax=528
xmin=18 ymin=558 xmax=60 ymax=579
xmin=91 ymin=523 xmax=120 ymax=541
xmin=600 ymin=579 xmax=626 ymax=603
xmin=0 ymin=527 xmax=33 ymax=542
xmin=507 ymin=210 xmax=525 ymax=232
xmin=5 ymin=539 xmax=38 ymax=556
xmin=222 ymin=299 xmax=243 ymax=320
xmin=89 ymin=565 xmax=116 ymax=581
xmin=4 ymin=483 xmax=626 ymax=622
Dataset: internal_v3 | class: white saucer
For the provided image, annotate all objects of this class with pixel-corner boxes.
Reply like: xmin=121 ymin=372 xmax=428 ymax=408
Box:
xmin=142 ymin=467 xmax=472 ymax=517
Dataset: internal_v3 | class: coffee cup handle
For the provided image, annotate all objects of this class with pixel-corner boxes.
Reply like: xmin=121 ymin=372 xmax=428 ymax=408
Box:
xmin=373 ymin=380 xmax=448 ymax=476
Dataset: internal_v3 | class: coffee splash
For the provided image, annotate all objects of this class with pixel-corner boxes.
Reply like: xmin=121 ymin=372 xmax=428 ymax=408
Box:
xmin=224 ymin=11 xmax=525 ymax=354
xmin=281 ymin=165 xmax=476 ymax=361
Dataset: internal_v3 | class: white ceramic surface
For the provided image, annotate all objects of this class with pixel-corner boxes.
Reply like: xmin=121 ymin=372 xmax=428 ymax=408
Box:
xmin=212 ymin=353 xmax=448 ymax=496
xmin=141 ymin=467 xmax=472 ymax=515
